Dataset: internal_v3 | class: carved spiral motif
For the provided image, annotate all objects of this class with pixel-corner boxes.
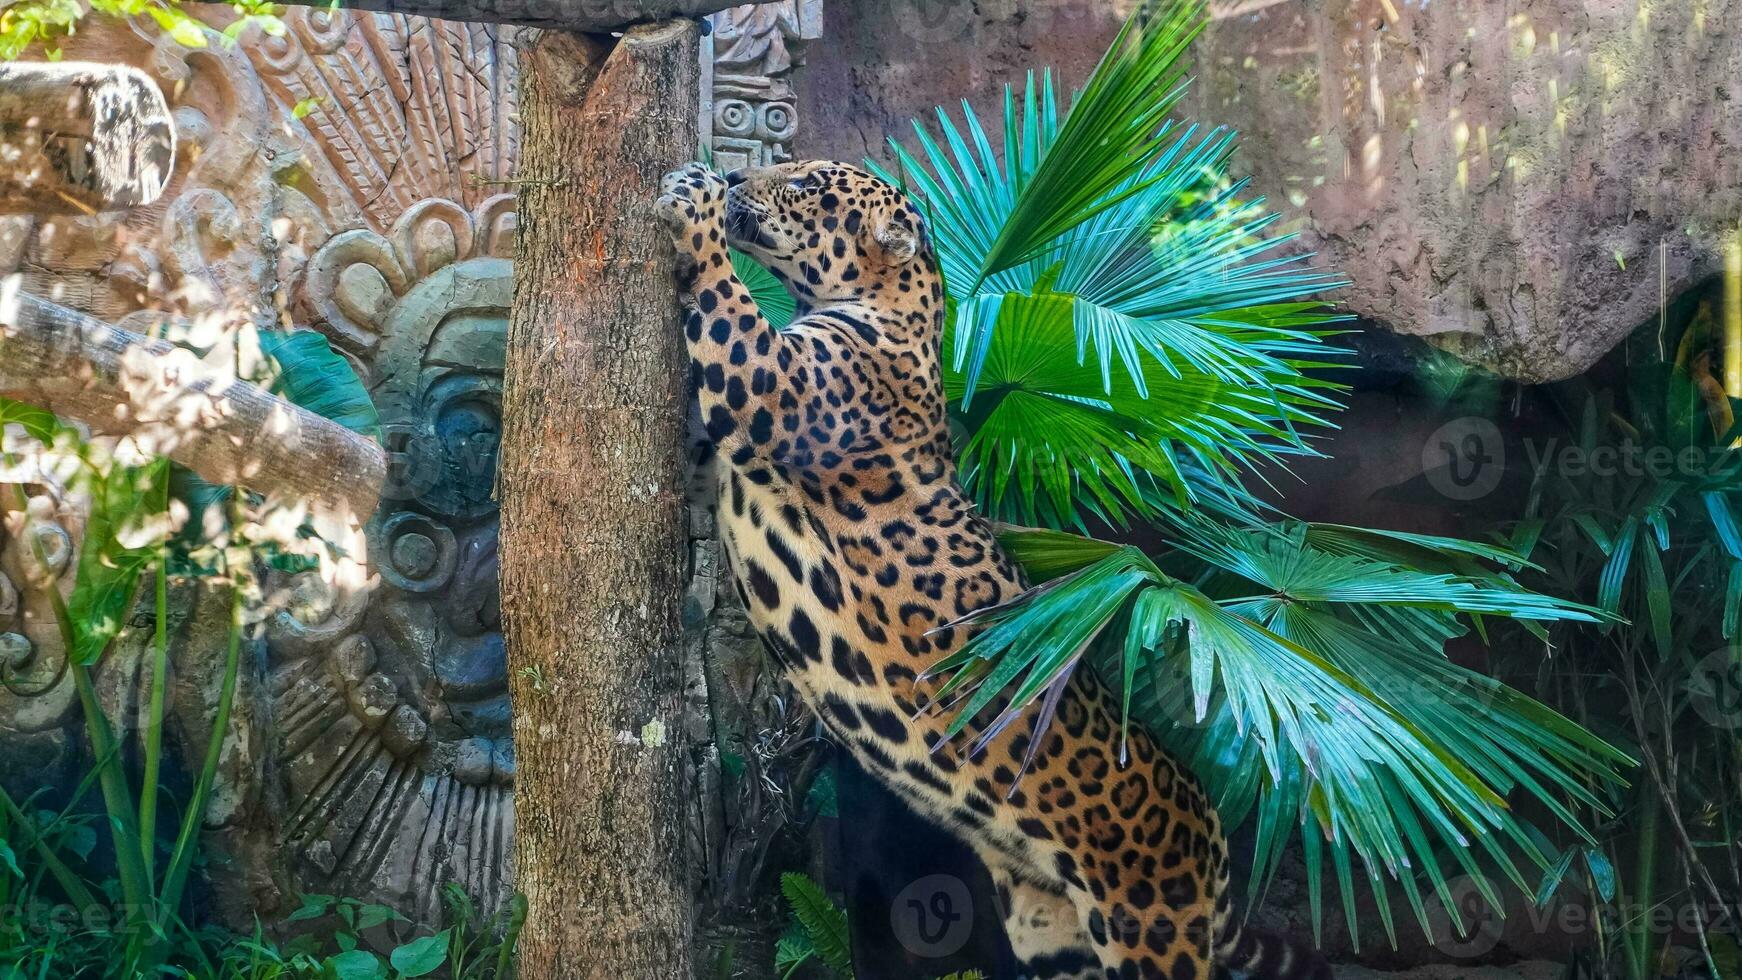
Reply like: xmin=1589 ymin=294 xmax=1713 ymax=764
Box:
xmin=376 ymin=513 xmax=458 ymax=594
xmin=760 ymin=102 xmax=798 ymax=141
xmin=293 ymin=7 xmax=350 ymax=55
xmin=715 ymin=98 xmax=757 ymax=137
xmin=253 ymin=24 xmax=308 ymax=75
xmin=24 ymin=522 xmax=72 ymax=578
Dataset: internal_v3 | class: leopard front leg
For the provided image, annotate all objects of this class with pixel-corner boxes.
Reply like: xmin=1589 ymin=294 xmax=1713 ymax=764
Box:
xmin=655 ymin=162 xmax=809 ymax=465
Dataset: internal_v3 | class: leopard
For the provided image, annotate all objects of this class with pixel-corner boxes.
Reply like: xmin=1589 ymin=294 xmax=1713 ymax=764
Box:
xmin=654 ymin=160 xmax=1331 ymax=980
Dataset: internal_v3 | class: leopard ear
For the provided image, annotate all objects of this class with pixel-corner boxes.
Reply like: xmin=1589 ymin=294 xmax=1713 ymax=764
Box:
xmin=868 ymin=204 xmax=928 ymax=267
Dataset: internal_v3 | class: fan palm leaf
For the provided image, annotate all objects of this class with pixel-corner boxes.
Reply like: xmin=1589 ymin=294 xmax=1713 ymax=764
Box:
xmin=869 ymin=13 xmax=1348 ymax=526
xmin=928 ymin=528 xmax=1632 ymax=945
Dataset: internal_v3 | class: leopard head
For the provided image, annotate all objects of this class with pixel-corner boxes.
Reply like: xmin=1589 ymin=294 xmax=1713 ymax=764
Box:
xmin=725 ymin=161 xmax=935 ymax=305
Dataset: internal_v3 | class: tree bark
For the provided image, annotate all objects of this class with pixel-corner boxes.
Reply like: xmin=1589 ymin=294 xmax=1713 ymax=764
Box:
xmin=0 ymin=287 xmax=386 ymax=515
xmin=0 ymin=62 xmax=174 ymax=214
xmin=499 ymin=21 xmax=698 ymax=980
xmin=273 ymin=0 xmax=743 ymax=31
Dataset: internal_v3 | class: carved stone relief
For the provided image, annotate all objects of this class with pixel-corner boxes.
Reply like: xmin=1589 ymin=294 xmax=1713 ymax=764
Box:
xmin=247 ymin=9 xmax=521 ymax=919
xmin=0 ymin=8 xmax=522 ymax=921
xmin=267 ymin=209 xmax=515 ymax=920
xmin=0 ymin=482 xmax=83 ymax=780
xmin=0 ymin=0 xmax=821 ymax=937
xmin=703 ymin=1 xmax=823 ymax=172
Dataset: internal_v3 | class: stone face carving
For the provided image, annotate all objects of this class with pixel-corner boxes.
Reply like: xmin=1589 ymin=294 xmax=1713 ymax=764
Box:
xmin=268 ymin=217 xmax=514 ymax=920
xmin=0 ymin=0 xmax=821 ymax=935
xmin=244 ymin=8 xmax=521 ymax=919
xmin=703 ymin=1 xmax=823 ymax=171
xmin=0 ymin=8 xmax=522 ymax=922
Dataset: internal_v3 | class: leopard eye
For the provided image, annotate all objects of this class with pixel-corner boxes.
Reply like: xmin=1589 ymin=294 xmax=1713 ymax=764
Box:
xmin=788 ymin=177 xmax=809 ymax=190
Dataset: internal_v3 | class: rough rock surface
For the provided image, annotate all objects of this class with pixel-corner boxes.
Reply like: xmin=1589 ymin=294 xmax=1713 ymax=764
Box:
xmin=1183 ymin=0 xmax=1742 ymax=382
xmin=800 ymin=0 xmax=1742 ymax=382
xmin=797 ymin=0 xmax=1128 ymax=163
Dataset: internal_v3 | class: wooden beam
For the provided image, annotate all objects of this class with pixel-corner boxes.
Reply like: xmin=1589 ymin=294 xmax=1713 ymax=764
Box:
xmin=499 ymin=20 xmax=698 ymax=980
xmin=0 ymin=287 xmax=386 ymax=516
xmin=279 ymin=0 xmax=745 ymax=31
xmin=0 ymin=62 xmax=175 ymax=214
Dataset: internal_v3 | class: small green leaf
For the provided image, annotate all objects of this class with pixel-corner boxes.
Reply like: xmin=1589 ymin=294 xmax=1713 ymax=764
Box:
xmin=256 ymin=329 xmax=380 ymax=439
xmin=167 ymin=17 xmax=206 ymax=46
xmin=1584 ymin=849 xmax=1616 ymax=903
xmin=354 ymin=903 xmax=400 ymax=930
xmin=288 ymin=894 xmax=335 ymax=921
xmin=389 ymin=929 xmax=451 ymax=978
xmin=62 ymin=823 xmax=97 ymax=860
xmin=325 ymin=949 xmax=383 ymax=980
xmin=773 ymin=931 xmax=815 ymax=977
xmin=781 ymin=873 xmax=852 ymax=976
xmin=0 ymin=396 xmax=61 ymax=445
xmin=0 ymin=840 xmax=20 ymax=878
xmin=1533 ymin=848 xmax=1574 ymax=907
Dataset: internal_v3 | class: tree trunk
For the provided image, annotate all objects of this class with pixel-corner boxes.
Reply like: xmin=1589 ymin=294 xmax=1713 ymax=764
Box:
xmin=499 ymin=21 xmax=698 ymax=980
xmin=0 ymin=288 xmax=385 ymax=514
xmin=0 ymin=62 xmax=174 ymax=213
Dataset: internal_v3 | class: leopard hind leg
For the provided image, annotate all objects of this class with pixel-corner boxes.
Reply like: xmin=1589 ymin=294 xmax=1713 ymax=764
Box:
xmin=982 ymin=852 xmax=1101 ymax=980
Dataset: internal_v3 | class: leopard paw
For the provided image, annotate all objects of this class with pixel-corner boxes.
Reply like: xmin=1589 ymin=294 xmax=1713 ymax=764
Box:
xmin=655 ymin=162 xmax=728 ymax=254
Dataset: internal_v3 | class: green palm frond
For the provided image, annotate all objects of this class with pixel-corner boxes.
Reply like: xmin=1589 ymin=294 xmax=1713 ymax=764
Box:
xmin=955 ymin=0 xmax=1205 ymax=286
xmin=945 ymin=292 xmax=1337 ymax=527
xmin=929 ymin=528 xmax=1632 ymax=945
xmin=733 ymin=249 xmax=796 ymax=330
xmin=872 ymin=1 xmax=1346 ymax=527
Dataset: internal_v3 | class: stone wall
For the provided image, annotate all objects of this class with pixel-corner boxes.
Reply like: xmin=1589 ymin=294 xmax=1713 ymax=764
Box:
xmin=800 ymin=0 xmax=1742 ymax=383
xmin=797 ymin=0 xmax=1126 ymax=164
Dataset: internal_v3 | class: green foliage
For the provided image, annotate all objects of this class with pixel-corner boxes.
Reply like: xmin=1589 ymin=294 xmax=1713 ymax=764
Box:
xmin=733 ymin=250 xmax=797 ymax=331
xmin=945 ymin=0 xmax=1204 ymax=285
xmin=868 ymin=3 xmax=1344 ymax=528
xmin=0 ymin=0 xmax=282 ymax=61
xmin=1481 ymin=308 xmax=1742 ymax=979
xmin=0 ymin=397 xmax=56 ymax=443
xmin=0 ymin=324 xmax=383 ymax=975
xmin=64 ymin=458 xmax=170 ymax=666
xmin=775 ymin=873 xmax=852 ymax=979
xmin=174 ymin=327 xmax=381 ymax=541
xmin=255 ymin=330 xmax=382 ymax=441
xmin=930 ymin=526 xmax=1631 ymax=944
xmin=213 ymin=887 xmax=520 ymax=980
xmin=0 ymin=857 xmax=523 ymax=979
xmin=736 ymin=0 xmax=1636 ymax=944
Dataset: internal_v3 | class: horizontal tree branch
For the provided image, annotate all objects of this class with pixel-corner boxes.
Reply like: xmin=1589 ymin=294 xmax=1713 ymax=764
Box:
xmin=0 ymin=286 xmax=386 ymax=516
xmin=281 ymin=0 xmax=747 ymax=30
xmin=0 ymin=61 xmax=175 ymax=214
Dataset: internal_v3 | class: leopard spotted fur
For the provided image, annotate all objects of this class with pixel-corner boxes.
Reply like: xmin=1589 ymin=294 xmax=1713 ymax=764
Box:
xmin=654 ymin=161 xmax=1329 ymax=980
